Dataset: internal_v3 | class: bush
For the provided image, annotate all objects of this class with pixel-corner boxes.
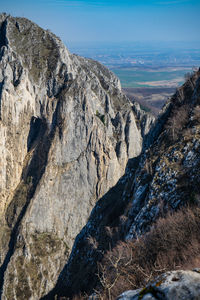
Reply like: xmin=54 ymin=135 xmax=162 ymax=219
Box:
xmin=96 ymin=110 xmax=105 ymax=125
xmin=94 ymin=205 xmax=200 ymax=299
xmin=165 ymin=104 xmax=189 ymax=142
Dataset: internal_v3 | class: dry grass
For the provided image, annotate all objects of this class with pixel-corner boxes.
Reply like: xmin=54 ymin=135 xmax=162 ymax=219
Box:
xmin=91 ymin=205 xmax=200 ymax=299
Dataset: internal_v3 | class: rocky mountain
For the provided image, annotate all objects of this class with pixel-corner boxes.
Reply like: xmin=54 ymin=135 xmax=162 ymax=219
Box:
xmin=0 ymin=13 xmax=200 ymax=300
xmin=0 ymin=14 xmax=154 ymax=299
xmin=44 ymin=68 xmax=200 ymax=299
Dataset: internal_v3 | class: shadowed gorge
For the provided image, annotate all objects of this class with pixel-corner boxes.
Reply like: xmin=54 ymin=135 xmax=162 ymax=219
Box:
xmin=0 ymin=13 xmax=200 ymax=300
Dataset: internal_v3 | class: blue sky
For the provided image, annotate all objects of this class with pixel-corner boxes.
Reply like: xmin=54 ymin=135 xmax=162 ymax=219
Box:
xmin=1 ymin=0 xmax=200 ymax=43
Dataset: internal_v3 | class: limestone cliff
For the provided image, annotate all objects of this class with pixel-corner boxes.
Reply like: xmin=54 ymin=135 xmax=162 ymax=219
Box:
xmin=0 ymin=14 xmax=153 ymax=299
xmin=46 ymin=69 xmax=200 ymax=299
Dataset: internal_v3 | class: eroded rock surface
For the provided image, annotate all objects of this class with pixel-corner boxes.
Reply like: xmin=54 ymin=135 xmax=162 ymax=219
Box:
xmin=49 ymin=70 xmax=200 ymax=299
xmin=0 ymin=14 xmax=153 ymax=299
xmin=118 ymin=270 xmax=200 ymax=300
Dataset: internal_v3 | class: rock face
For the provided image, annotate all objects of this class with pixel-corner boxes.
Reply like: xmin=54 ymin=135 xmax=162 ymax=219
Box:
xmin=126 ymin=69 xmax=200 ymax=239
xmin=48 ymin=69 xmax=200 ymax=299
xmin=118 ymin=270 xmax=200 ymax=300
xmin=0 ymin=14 xmax=153 ymax=299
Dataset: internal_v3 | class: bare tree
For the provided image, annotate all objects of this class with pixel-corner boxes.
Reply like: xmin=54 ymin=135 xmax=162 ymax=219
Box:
xmin=165 ymin=105 xmax=189 ymax=141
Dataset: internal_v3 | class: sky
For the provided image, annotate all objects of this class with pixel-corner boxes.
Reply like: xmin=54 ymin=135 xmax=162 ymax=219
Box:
xmin=1 ymin=0 xmax=200 ymax=44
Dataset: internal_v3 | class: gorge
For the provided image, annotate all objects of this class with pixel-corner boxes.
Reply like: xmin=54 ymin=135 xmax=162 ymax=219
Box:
xmin=0 ymin=14 xmax=200 ymax=300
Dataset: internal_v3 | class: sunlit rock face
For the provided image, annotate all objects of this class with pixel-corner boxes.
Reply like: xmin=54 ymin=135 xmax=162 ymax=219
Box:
xmin=117 ymin=270 xmax=200 ymax=300
xmin=0 ymin=14 xmax=153 ymax=299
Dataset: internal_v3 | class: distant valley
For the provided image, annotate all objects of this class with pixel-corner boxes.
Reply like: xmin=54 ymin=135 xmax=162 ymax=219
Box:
xmin=123 ymin=86 xmax=175 ymax=115
xmin=68 ymin=41 xmax=200 ymax=114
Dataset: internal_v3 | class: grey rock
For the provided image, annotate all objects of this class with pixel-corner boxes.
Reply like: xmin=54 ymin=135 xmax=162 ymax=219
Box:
xmin=117 ymin=289 xmax=142 ymax=299
xmin=49 ymin=70 xmax=200 ymax=298
xmin=117 ymin=270 xmax=200 ymax=300
xmin=0 ymin=14 xmax=152 ymax=299
xmin=126 ymin=70 xmax=200 ymax=239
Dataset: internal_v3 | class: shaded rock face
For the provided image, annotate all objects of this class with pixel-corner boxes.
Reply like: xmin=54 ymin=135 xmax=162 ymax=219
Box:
xmin=0 ymin=14 xmax=153 ymax=299
xmin=49 ymin=70 xmax=200 ymax=299
xmin=117 ymin=270 xmax=200 ymax=300
xmin=126 ymin=69 xmax=200 ymax=239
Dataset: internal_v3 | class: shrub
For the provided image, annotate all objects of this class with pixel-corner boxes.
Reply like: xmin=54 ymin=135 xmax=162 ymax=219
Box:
xmin=165 ymin=104 xmax=189 ymax=141
xmin=94 ymin=205 xmax=200 ymax=299
xmin=96 ymin=110 xmax=105 ymax=125
xmin=193 ymin=105 xmax=200 ymax=122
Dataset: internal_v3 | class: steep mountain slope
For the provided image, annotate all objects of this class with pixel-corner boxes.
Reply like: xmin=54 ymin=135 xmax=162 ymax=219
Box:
xmin=0 ymin=14 xmax=153 ymax=299
xmin=46 ymin=69 xmax=200 ymax=299
xmin=126 ymin=69 xmax=200 ymax=239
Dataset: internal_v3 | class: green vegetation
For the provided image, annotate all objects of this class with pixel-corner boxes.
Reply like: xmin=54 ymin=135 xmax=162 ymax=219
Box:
xmin=111 ymin=67 xmax=187 ymax=88
xmin=96 ymin=110 xmax=105 ymax=125
xmin=9 ymin=18 xmax=59 ymax=82
xmin=0 ymin=223 xmax=11 ymax=256
xmin=15 ymin=256 xmax=32 ymax=299
xmin=5 ymin=233 xmax=69 ymax=298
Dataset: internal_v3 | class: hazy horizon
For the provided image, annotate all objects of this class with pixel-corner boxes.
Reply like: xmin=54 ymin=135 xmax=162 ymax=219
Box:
xmin=1 ymin=0 xmax=200 ymax=44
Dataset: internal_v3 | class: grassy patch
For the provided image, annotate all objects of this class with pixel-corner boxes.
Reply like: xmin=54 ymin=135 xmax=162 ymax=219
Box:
xmin=0 ymin=224 xmax=11 ymax=257
xmin=96 ymin=110 xmax=105 ymax=125
xmin=30 ymin=232 xmax=62 ymax=257
xmin=9 ymin=18 xmax=60 ymax=82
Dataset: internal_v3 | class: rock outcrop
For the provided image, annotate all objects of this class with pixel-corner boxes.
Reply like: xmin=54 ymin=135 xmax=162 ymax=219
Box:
xmin=0 ymin=14 xmax=153 ymax=299
xmin=118 ymin=270 xmax=200 ymax=300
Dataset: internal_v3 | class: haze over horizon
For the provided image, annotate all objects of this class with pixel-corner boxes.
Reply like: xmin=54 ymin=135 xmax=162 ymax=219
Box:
xmin=1 ymin=0 xmax=200 ymax=45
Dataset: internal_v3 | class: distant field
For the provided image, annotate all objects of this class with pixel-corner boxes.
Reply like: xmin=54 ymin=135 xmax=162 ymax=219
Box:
xmin=123 ymin=87 xmax=176 ymax=116
xmin=111 ymin=67 xmax=191 ymax=88
xmin=68 ymin=41 xmax=200 ymax=114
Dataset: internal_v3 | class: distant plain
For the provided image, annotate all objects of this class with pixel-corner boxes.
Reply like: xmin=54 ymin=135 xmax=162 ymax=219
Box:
xmin=68 ymin=41 xmax=200 ymax=115
xmin=111 ymin=67 xmax=189 ymax=88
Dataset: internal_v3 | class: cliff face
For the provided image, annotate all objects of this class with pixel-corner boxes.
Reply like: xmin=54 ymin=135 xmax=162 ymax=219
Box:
xmin=49 ymin=69 xmax=200 ymax=299
xmin=0 ymin=14 xmax=154 ymax=299
xmin=126 ymin=69 xmax=200 ymax=239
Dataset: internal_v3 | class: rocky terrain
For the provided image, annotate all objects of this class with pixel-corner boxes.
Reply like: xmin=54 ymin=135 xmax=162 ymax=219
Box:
xmin=118 ymin=270 xmax=200 ymax=300
xmin=0 ymin=14 xmax=154 ymax=299
xmin=0 ymin=13 xmax=200 ymax=300
xmin=44 ymin=68 xmax=200 ymax=299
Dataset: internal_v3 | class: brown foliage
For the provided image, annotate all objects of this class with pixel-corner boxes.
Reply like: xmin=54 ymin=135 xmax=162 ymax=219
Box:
xmin=165 ymin=104 xmax=189 ymax=142
xmin=193 ymin=105 xmax=200 ymax=122
xmin=94 ymin=205 xmax=200 ymax=299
